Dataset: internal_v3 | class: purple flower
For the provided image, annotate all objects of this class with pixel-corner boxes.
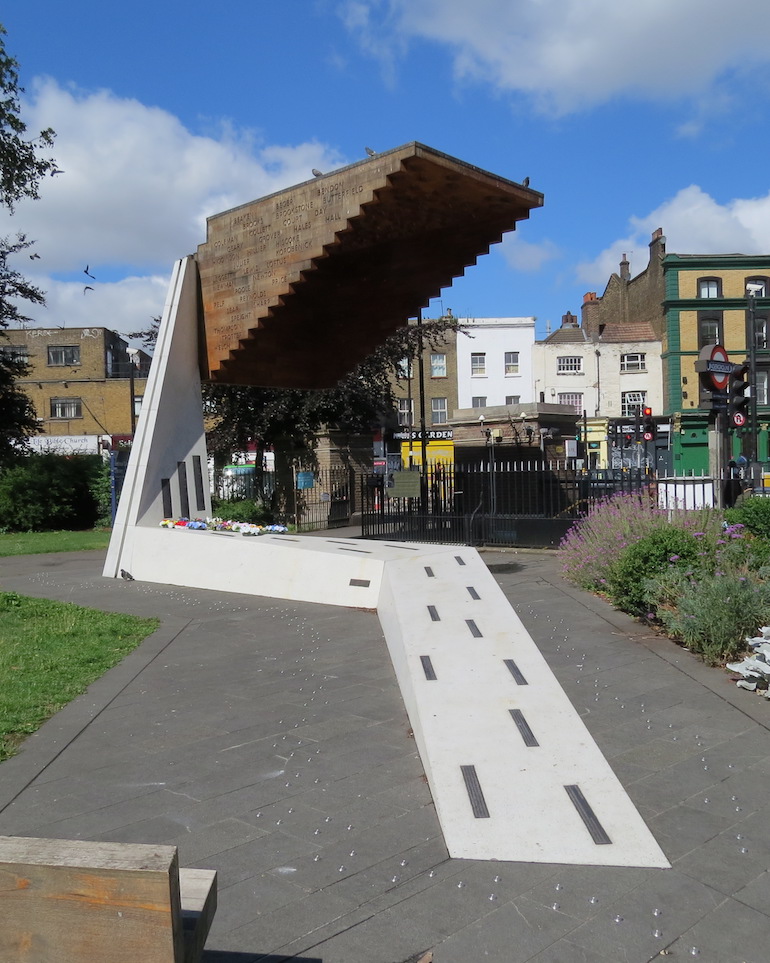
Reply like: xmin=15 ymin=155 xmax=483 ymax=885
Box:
xmin=669 ymin=555 xmax=680 ymax=562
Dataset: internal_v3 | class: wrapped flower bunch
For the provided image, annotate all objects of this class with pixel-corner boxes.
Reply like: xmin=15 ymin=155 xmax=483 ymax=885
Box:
xmin=160 ymin=517 xmax=288 ymax=535
xmin=159 ymin=517 xmax=208 ymax=530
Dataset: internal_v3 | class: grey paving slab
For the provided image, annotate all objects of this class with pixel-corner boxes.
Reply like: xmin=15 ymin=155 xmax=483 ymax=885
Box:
xmin=734 ymin=869 xmax=770 ymax=915
xmin=564 ymin=869 xmax=725 ymax=962
xmin=666 ymin=897 xmax=770 ymax=963
xmin=434 ymin=896 xmax=584 ymax=963
xmin=1 ymin=547 xmax=770 ymax=962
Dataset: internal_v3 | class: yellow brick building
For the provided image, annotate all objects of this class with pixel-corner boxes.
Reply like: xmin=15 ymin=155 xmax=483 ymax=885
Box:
xmin=663 ymin=254 xmax=770 ymax=471
xmin=1 ymin=327 xmax=151 ymax=447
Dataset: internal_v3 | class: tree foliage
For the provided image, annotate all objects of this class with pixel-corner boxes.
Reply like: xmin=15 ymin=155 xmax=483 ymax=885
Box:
xmin=0 ymin=23 xmax=58 ymax=466
xmin=129 ymin=309 xmax=459 ymax=512
xmin=0 ymin=26 xmax=56 ymax=212
xmin=203 ymin=315 xmax=459 ymax=463
xmin=127 ymin=315 xmax=161 ymax=351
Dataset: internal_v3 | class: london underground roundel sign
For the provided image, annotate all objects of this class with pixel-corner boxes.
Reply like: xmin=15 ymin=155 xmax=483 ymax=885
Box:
xmin=707 ymin=344 xmax=731 ymax=391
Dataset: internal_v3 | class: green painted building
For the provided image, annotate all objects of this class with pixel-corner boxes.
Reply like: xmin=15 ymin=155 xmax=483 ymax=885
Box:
xmin=582 ymin=228 xmax=770 ymax=474
xmin=663 ymin=252 xmax=770 ymax=473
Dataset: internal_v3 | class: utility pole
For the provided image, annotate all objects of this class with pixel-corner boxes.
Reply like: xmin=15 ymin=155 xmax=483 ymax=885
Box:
xmin=746 ymin=286 xmax=760 ymax=466
xmin=416 ymin=310 xmax=428 ymax=503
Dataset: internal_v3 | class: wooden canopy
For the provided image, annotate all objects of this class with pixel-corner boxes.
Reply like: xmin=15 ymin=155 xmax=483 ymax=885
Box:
xmin=196 ymin=142 xmax=543 ymax=388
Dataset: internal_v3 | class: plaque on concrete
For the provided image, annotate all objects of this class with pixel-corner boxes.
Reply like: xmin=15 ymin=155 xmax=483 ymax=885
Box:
xmin=196 ymin=142 xmax=542 ymax=388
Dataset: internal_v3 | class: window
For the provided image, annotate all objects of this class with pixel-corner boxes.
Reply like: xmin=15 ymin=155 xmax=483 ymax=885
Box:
xmin=133 ymin=396 xmax=144 ymax=418
xmin=504 ymin=351 xmax=519 ymax=375
xmin=698 ymin=277 xmax=721 ymax=299
xmin=50 ymin=397 xmax=82 ymax=419
xmin=746 ymin=276 xmax=769 ymax=297
xmin=396 ymin=357 xmax=411 ymax=379
xmin=620 ymin=352 xmax=646 ymax=372
xmin=431 ymin=397 xmax=448 ymax=424
xmin=471 ymin=352 xmax=486 ymax=376
xmin=430 ymin=353 xmax=446 ymax=378
xmin=621 ymin=391 xmax=646 ymax=419
xmin=505 ymin=395 xmax=520 ymax=406
xmin=558 ymin=392 xmax=583 ymax=413
xmin=757 ymin=370 xmax=769 ymax=406
xmin=397 ymin=398 xmax=413 ymax=426
xmin=47 ymin=345 xmax=80 ymax=366
xmin=754 ymin=316 xmax=768 ymax=350
xmin=471 ymin=396 xmax=487 ymax=409
xmin=0 ymin=344 xmax=29 ymax=364
xmin=557 ymin=355 xmax=582 ymax=374
xmin=698 ymin=313 xmax=722 ymax=348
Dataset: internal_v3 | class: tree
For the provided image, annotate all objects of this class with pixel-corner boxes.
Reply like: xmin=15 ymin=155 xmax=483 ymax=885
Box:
xmin=203 ymin=315 xmax=460 ymax=508
xmin=125 ymin=313 xmax=459 ymax=464
xmin=127 ymin=315 xmax=160 ymax=351
xmin=0 ymin=23 xmax=57 ymax=465
xmin=204 ymin=315 xmax=458 ymax=455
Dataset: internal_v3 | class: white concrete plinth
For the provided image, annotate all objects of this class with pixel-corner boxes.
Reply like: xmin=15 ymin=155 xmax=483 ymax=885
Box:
xmin=104 ymin=257 xmax=669 ymax=868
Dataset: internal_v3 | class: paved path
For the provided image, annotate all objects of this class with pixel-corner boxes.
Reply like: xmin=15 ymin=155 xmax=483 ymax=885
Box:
xmin=0 ymin=547 xmax=768 ymax=963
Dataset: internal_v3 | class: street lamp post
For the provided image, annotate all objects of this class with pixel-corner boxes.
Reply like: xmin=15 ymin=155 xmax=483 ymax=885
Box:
xmin=746 ymin=286 xmax=761 ymax=466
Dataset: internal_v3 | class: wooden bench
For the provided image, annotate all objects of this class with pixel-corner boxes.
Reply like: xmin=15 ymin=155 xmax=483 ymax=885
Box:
xmin=0 ymin=836 xmax=217 ymax=963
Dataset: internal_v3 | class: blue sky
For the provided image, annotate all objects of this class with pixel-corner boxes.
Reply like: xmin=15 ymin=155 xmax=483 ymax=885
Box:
xmin=5 ymin=0 xmax=770 ymax=346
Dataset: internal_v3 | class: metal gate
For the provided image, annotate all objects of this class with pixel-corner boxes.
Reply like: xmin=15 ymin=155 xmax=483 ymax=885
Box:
xmin=361 ymin=461 xmax=653 ymax=547
xmin=294 ymin=466 xmax=356 ymax=532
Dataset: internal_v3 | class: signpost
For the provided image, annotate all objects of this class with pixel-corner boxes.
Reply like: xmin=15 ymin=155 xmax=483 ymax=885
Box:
xmin=694 ymin=344 xmax=732 ymax=411
xmin=694 ymin=344 xmax=735 ymax=488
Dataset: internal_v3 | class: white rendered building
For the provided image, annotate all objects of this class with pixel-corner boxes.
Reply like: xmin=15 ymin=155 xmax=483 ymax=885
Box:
xmin=456 ymin=317 xmax=536 ymax=411
xmin=532 ymin=313 xmax=663 ymax=420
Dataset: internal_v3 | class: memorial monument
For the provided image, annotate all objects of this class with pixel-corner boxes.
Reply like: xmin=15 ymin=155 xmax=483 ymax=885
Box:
xmin=102 ymin=145 xmax=668 ymax=868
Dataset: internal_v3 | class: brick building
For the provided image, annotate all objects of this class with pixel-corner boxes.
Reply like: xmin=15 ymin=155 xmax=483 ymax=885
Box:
xmin=662 ymin=253 xmax=770 ymax=471
xmin=578 ymin=228 xmax=770 ymax=472
xmin=390 ymin=322 xmax=458 ymax=465
xmin=1 ymin=327 xmax=151 ymax=451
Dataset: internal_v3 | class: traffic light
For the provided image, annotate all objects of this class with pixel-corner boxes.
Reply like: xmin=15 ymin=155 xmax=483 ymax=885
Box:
xmin=728 ymin=363 xmax=750 ymax=427
xmin=642 ymin=406 xmax=655 ymax=440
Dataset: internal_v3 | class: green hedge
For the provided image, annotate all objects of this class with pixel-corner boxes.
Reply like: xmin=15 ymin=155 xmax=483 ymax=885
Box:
xmin=0 ymin=454 xmax=102 ymax=532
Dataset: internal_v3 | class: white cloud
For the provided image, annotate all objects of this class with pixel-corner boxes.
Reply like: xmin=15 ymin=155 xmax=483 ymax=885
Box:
xmin=1 ymin=79 xmax=348 ymax=339
xmin=340 ymin=0 xmax=770 ymax=113
xmin=576 ymin=185 xmax=770 ymax=288
xmin=22 ymin=275 xmax=171 ymax=341
xmin=501 ymin=234 xmax=559 ymax=273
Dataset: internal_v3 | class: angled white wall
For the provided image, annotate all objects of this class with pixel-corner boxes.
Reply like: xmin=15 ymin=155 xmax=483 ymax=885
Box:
xmin=104 ymin=257 xmax=211 ymax=579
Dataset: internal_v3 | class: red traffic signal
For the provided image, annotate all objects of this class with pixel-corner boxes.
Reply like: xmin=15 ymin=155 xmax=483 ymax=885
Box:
xmin=642 ymin=406 xmax=655 ymax=440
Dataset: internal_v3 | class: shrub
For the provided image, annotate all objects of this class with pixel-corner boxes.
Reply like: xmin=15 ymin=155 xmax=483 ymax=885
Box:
xmin=560 ymin=490 xmax=722 ymax=593
xmin=704 ymin=525 xmax=770 ymax=575
xmin=645 ymin=569 xmax=770 ymax=664
xmin=90 ymin=459 xmax=113 ymax=528
xmin=724 ymin=496 xmax=770 ymax=538
xmin=209 ymin=497 xmax=273 ymax=525
xmin=0 ymin=454 xmax=102 ymax=532
xmin=606 ymin=527 xmax=702 ymax=615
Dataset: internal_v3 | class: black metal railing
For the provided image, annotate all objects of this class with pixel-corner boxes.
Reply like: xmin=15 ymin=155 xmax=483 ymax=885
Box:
xmin=361 ymin=461 xmax=656 ymax=547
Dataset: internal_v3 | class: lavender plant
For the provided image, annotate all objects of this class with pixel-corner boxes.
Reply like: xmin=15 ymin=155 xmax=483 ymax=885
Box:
xmin=559 ymin=491 xmax=722 ymax=593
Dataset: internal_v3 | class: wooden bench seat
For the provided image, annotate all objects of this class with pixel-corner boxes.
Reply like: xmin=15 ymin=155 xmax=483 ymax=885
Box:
xmin=0 ymin=836 xmax=217 ymax=963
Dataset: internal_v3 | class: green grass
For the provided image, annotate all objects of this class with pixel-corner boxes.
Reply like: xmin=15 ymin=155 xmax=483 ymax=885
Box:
xmin=0 ymin=529 xmax=112 ymax=557
xmin=0 ymin=592 xmax=159 ymax=762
